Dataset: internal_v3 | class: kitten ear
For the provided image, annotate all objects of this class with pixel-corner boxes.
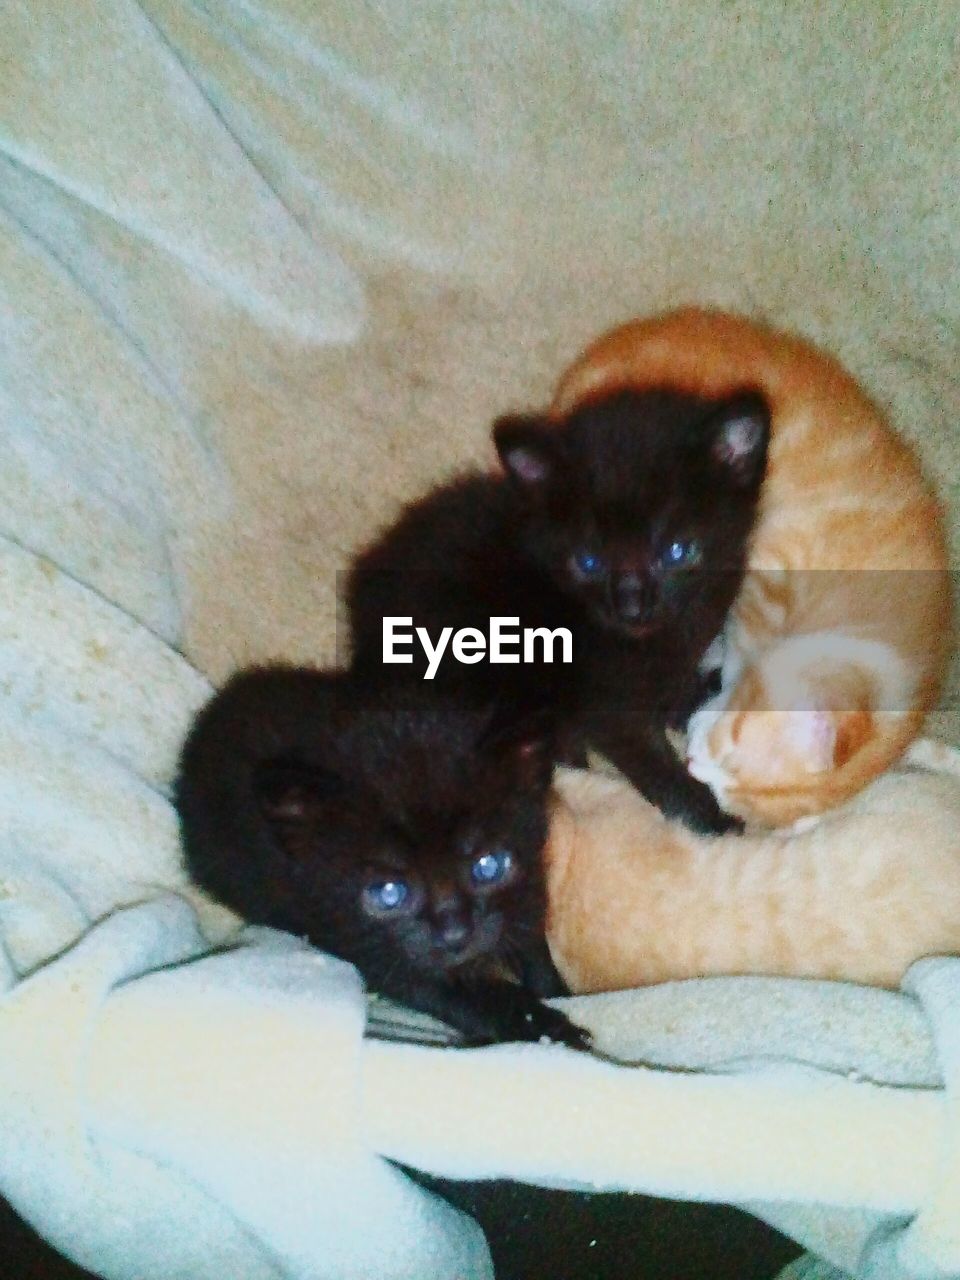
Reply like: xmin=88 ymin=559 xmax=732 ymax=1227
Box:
xmin=785 ymin=709 xmax=838 ymax=774
xmin=513 ymin=727 xmax=555 ymax=786
xmin=493 ymin=413 xmax=557 ymax=488
xmin=703 ymin=393 xmax=771 ymax=488
xmin=784 ymin=706 xmax=873 ymax=773
xmin=256 ymin=759 xmax=345 ymax=849
xmin=479 ymin=707 xmax=557 ymax=788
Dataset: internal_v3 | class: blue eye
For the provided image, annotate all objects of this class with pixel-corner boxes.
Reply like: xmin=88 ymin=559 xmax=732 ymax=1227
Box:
xmin=470 ymin=849 xmax=514 ymax=887
xmin=572 ymin=549 xmax=605 ymax=578
xmin=362 ymin=878 xmax=410 ymax=914
xmin=665 ymin=539 xmax=701 ymax=567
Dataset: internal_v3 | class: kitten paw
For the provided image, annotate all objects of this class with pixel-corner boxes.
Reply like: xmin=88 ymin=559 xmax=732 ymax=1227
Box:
xmin=676 ymin=797 xmax=744 ymax=836
xmin=442 ymin=979 xmax=592 ymax=1050
xmin=477 ymin=997 xmax=592 ymax=1051
xmin=529 ymin=1005 xmax=592 ymax=1052
xmin=706 ymin=809 xmax=745 ymax=836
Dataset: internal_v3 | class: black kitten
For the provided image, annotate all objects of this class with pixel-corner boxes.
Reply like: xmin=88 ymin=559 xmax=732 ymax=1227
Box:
xmin=347 ymin=389 xmax=769 ymax=833
xmin=175 ymin=665 xmax=587 ymax=1049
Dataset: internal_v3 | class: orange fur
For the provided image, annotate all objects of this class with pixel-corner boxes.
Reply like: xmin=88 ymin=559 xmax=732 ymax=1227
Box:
xmin=552 ymin=309 xmax=952 ymax=826
xmin=546 ymin=747 xmax=960 ymax=993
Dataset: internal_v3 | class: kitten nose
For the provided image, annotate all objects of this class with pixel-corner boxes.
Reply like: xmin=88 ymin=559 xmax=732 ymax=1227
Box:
xmin=613 ymin=573 xmax=656 ymax=621
xmin=434 ymin=908 xmax=470 ymax=950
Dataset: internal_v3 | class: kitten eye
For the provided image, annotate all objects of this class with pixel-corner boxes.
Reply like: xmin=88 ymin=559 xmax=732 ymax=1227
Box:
xmin=571 ymin=549 xmax=605 ymax=578
xmin=470 ymin=848 xmax=514 ymax=888
xmin=362 ymin=878 xmax=411 ymax=915
xmin=664 ymin=539 xmax=702 ymax=567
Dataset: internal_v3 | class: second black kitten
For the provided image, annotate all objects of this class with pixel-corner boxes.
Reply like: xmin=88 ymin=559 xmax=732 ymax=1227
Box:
xmin=175 ymin=665 xmax=588 ymax=1049
xmin=348 ymin=388 xmax=770 ymax=834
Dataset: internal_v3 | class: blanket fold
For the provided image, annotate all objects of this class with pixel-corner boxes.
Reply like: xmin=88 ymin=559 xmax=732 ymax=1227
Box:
xmin=0 ymin=0 xmax=364 ymax=345
xmin=857 ymin=959 xmax=960 ymax=1278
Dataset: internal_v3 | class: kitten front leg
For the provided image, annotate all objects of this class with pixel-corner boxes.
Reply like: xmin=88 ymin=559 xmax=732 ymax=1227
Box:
xmin=665 ymin=667 xmax=723 ymax=732
xmin=516 ymin=937 xmax=569 ymax=1000
xmin=596 ymin=729 xmax=742 ymax=836
xmin=453 ymin=976 xmax=590 ymax=1050
xmin=375 ymin=970 xmax=589 ymax=1049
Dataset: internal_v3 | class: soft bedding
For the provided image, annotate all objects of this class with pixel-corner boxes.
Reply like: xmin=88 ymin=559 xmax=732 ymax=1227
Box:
xmin=2 ymin=4 xmax=959 ymax=1277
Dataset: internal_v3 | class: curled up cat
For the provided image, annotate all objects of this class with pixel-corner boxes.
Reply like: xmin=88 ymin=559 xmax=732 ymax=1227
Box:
xmin=175 ymin=665 xmax=589 ymax=1049
xmin=553 ymin=307 xmax=952 ymax=827
xmin=348 ymin=388 xmax=771 ymax=834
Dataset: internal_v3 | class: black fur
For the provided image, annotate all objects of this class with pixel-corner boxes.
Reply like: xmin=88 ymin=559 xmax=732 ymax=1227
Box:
xmin=175 ymin=665 xmax=588 ymax=1049
xmin=348 ymin=388 xmax=770 ymax=833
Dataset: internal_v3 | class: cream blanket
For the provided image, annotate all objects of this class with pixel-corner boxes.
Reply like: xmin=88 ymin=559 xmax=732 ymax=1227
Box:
xmin=1 ymin=3 xmax=958 ymax=1277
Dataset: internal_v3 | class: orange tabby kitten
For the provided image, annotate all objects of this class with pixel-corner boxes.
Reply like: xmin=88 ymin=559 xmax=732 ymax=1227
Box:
xmin=552 ymin=308 xmax=952 ymax=826
xmin=546 ymin=740 xmax=960 ymax=994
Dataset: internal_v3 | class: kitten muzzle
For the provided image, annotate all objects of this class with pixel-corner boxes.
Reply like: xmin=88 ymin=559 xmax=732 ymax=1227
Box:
xmin=431 ymin=910 xmax=504 ymax=969
xmin=433 ymin=906 xmax=471 ymax=951
xmin=610 ymin=573 xmax=659 ymax=626
xmin=604 ymin=576 xmax=665 ymax=634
